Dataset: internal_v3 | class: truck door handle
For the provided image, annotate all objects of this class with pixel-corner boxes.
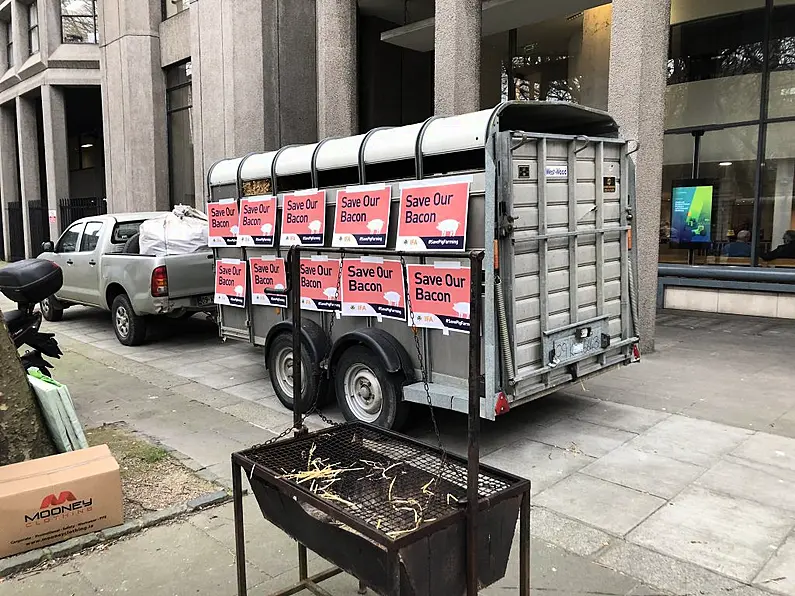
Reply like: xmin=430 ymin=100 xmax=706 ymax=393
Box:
xmin=89 ymin=260 xmax=96 ymax=266
xmin=66 ymin=259 xmax=74 ymax=265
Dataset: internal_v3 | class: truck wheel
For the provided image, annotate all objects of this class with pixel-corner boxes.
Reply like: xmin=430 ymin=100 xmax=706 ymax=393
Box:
xmin=267 ymin=333 xmax=320 ymax=412
xmin=40 ymin=296 xmax=63 ymax=322
xmin=112 ymin=294 xmax=147 ymax=346
xmin=335 ymin=346 xmax=408 ymax=430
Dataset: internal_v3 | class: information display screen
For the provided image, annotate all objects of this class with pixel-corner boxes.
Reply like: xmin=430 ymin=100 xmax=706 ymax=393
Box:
xmin=671 ymin=180 xmax=715 ymax=245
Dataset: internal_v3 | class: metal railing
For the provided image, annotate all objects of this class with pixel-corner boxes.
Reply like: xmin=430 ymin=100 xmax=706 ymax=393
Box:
xmin=59 ymin=197 xmax=107 ymax=228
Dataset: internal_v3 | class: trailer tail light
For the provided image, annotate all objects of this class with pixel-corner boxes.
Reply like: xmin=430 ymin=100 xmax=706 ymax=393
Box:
xmin=495 ymin=392 xmax=510 ymax=416
xmin=151 ymin=266 xmax=169 ymax=297
xmin=632 ymin=343 xmax=641 ymax=363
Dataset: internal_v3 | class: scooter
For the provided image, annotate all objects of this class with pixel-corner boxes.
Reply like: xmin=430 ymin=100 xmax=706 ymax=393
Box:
xmin=0 ymin=259 xmax=64 ymax=377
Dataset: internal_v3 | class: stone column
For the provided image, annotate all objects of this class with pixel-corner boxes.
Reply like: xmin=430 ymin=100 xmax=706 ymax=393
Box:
xmin=0 ymin=105 xmax=18 ymax=260
xmin=16 ymin=95 xmax=41 ymax=258
xmin=41 ymin=85 xmax=69 ymax=242
xmin=579 ymin=6 xmax=611 ymax=111
xmin=608 ymin=0 xmax=671 ymax=353
xmin=434 ymin=0 xmax=481 ymax=116
xmin=316 ymin=0 xmax=357 ymax=138
xmin=98 ymin=0 xmax=169 ymax=213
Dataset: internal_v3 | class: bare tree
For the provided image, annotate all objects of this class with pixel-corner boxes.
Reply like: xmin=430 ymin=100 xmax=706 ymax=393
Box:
xmin=0 ymin=310 xmax=56 ymax=465
xmin=61 ymin=0 xmax=97 ymax=44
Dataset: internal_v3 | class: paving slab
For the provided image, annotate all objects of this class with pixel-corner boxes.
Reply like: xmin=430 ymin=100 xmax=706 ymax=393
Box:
xmin=219 ymin=400 xmax=294 ymax=433
xmin=527 ymin=418 xmax=636 ymax=458
xmin=74 ymin=522 xmax=268 ymax=594
xmin=696 ymin=458 xmax=795 ymax=513
xmin=530 ymin=506 xmax=612 ymax=557
xmin=535 ymin=473 xmax=665 ymax=536
xmin=581 ymin=444 xmax=705 ymax=499
xmin=574 ymin=401 xmax=671 ymax=434
xmin=223 ymin=378 xmax=277 ymax=402
xmin=482 ymin=439 xmax=595 ymax=496
xmin=731 ymin=432 xmax=795 ymax=472
xmin=0 ymin=562 xmax=98 ymax=595
xmin=193 ymin=365 xmax=267 ymax=390
xmin=598 ymin=541 xmax=771 ymax=596
xmin=627 ymin=415 xmax=752 ymax=467
xmin=755 ymin=531 xmax=795 ymax=594
xmin=628 ymin=485 xmax=795 ymax=582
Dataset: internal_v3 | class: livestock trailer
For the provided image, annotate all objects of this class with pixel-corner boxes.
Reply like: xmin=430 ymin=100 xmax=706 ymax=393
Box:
xmin=206 ymin=101 xmax=640 ymax=429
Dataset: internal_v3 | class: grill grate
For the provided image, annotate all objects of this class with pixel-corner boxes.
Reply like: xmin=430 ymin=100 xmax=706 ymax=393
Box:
xmin=238 ymin=424 xmax=517 ymax=539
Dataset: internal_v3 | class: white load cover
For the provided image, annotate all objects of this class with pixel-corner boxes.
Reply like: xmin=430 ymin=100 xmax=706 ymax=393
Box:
xmin=139 ymin=205 xmax=209 ymax=256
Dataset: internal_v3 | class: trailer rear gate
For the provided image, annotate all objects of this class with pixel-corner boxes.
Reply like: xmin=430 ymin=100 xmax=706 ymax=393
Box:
xmin=207 ymin=102 xmax=638 ymax=422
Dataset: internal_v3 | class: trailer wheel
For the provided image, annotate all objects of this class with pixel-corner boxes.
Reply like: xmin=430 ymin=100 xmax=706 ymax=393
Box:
xmin=335 ymin=346 xmax=408 ymax=430
xmin=267 ymin=333 xmax=320 ymax=412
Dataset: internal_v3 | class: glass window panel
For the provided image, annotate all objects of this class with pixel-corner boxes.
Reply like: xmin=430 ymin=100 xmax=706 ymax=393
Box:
xmin=167 ymin=85 xmax=191 ymax=111
xmin=760 ymin=122 xmax=795 ymax=268
xmin=660 ymin=127 xmax=759 ymax=266
xmin=670 ymin=0 xmax=764 ymax=25
xmin=168 ymin=107 xmax=195 ymax=207
xmin=666 ymin=74 xmax=761 ymax=128
xmin=28 ymin=3 xmax=37 ymax=27
xmin=163 ymin=0 xmax=190 ymax=20
xmin=57 ymin=223 xmax=84 ymax=253
xmin=80 ymin=222 xmax=102 ymax=252
xmin=166 ymin=61 xmax=191 ymax=88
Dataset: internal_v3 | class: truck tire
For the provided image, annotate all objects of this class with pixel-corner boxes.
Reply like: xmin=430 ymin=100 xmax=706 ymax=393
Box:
xmin=267 ymin=333 xmax=320 ymax=412
xmin=335 ymin=346 xmax=408 ymax=430
xmin=40 ymin=296 xmax=63 ymax=322
xmin=111 ymin=294 xmax=147 ymax=346
xmin=123 ymin=233 xmax=140 ymax=254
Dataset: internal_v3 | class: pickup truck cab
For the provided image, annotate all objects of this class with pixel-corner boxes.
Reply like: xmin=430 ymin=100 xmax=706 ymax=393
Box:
xmin=38 ymin=212 xmax=215 ymax=346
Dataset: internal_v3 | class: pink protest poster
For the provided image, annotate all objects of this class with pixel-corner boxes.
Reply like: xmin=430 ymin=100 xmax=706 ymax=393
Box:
xmin=237 ymin=196 xmax=277 ymax=247
xmin=208 ymin=199 xmax=240 ymax=247
xmin=250 ymin=256 xmax=287 ymax=308
xmin=342 ymin=258 xmax=405 ymax=321
xmin=396 ymin=176 xmax=471 ymax=251
xmin=299 ymin=257 xmax=341 ymax=313
xmin=280 ymin=189 xmax=326 ymax=247
xmin=214 ymin=259 xmax=247 ymax=308
xmin=333 ymin=184 xmax=391 ymax=248
xmin=406 ymin=262 xmax=470 ymax=333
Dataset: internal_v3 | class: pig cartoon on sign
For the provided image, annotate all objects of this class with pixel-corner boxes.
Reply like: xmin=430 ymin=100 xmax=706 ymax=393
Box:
xmin=234 ymin=285 xmax=244 ymax=297
xmin=230 ymin=225 xmax=239 ymax=236
xmin=437 ymin=219 xmax=460 ymax=237
xmin=453 ymin=302 xmax=470 ymax=319
xmin=308 ymin=220 xmax=322 ymax=234
xmin=261 ymin=223 xmax=272 ymax=235
xmin=323 ymin=287 xmax=338 ymax=299
xmin=367 ymin=219 xmax=385 ymax=234
xmin=274 ymin=283 xmax=285 ymax=290
xmin=384 ymin=291 xmax=401 ymax=306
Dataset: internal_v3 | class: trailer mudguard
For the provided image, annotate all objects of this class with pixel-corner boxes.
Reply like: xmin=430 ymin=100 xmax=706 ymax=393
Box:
xmin=330 ymin=328 xmax=416 ymax=382
xmin=264 ymin=319 xmax=330 ymax=370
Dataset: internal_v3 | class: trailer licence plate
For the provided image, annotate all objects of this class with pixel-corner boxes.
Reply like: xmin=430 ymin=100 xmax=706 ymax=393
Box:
xmin=197 ymin=294 xmax=214 ymax=307
xmin=542 ymin=318 xmax=609 ymax=369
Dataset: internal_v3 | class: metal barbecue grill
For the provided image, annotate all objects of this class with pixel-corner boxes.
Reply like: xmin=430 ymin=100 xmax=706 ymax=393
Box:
xmin=231 ymin=247 xmax=531 ymax=596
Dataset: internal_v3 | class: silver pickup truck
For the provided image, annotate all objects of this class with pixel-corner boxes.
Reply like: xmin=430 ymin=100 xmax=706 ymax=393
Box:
xmin=38 ymin=212 xmax=215 ymax=345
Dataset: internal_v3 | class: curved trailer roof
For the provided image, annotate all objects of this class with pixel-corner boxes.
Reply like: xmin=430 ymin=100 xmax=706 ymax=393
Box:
xmin=207 ymin=101 xmax=619 ymax=189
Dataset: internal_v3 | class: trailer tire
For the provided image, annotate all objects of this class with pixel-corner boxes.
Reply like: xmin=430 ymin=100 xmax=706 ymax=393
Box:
xmin=335 ymin=346 xmax=408 ymax=430
xmin=267 ymin=333 xmax=322 ymax=412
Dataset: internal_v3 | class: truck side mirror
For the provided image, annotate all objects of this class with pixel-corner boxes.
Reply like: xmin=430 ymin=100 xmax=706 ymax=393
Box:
xmin=41 ymin=241 xmax=54 ymax=252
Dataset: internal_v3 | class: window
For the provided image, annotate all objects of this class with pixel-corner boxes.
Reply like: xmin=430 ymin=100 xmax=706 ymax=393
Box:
xmin=61 ymin=0 xmax=98 ymax=44
xmin=759 ymin=122 xmax=795 ymax=267
xmin=79 ymin=221 xmax=102 ymax=252
xmin=163 ymin=0 xmax=190 ymax=21
xmin=111 ymin=221 xmax=143 ymax=244
xmin=69 ymin=133 xmax=97 ymax=171
xmin=56 ymin=222 xmax=84 ymax=253
xmin=28 ymin=2 xmax=39 ymax=55
xmin=6 ymin=20 xmax=12 ymax=70
xmin=166 ymin=61 xmax=195 ymax=208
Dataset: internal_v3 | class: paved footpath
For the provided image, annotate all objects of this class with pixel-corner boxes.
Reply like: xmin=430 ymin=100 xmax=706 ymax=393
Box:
xmin=2 ymin=299 xmax=795 ymax=595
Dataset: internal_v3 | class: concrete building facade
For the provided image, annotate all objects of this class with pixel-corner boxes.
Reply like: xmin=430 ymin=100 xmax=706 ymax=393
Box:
xmin=4 ymin=0 xmax=793 ymax=351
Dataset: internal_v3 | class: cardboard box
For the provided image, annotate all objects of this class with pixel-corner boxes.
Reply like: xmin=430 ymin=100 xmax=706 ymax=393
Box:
xmin=0 ymin=445 xmax=123 ymax=558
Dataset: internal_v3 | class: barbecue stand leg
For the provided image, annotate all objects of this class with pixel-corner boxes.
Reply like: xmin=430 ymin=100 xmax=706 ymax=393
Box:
xmin=233 ymin=460 xmax=248 ymax=596
xmin=357 ymin=580 xmax=367 ymax=594
xmin=519 ymin=489 xmax=530 ymax=596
